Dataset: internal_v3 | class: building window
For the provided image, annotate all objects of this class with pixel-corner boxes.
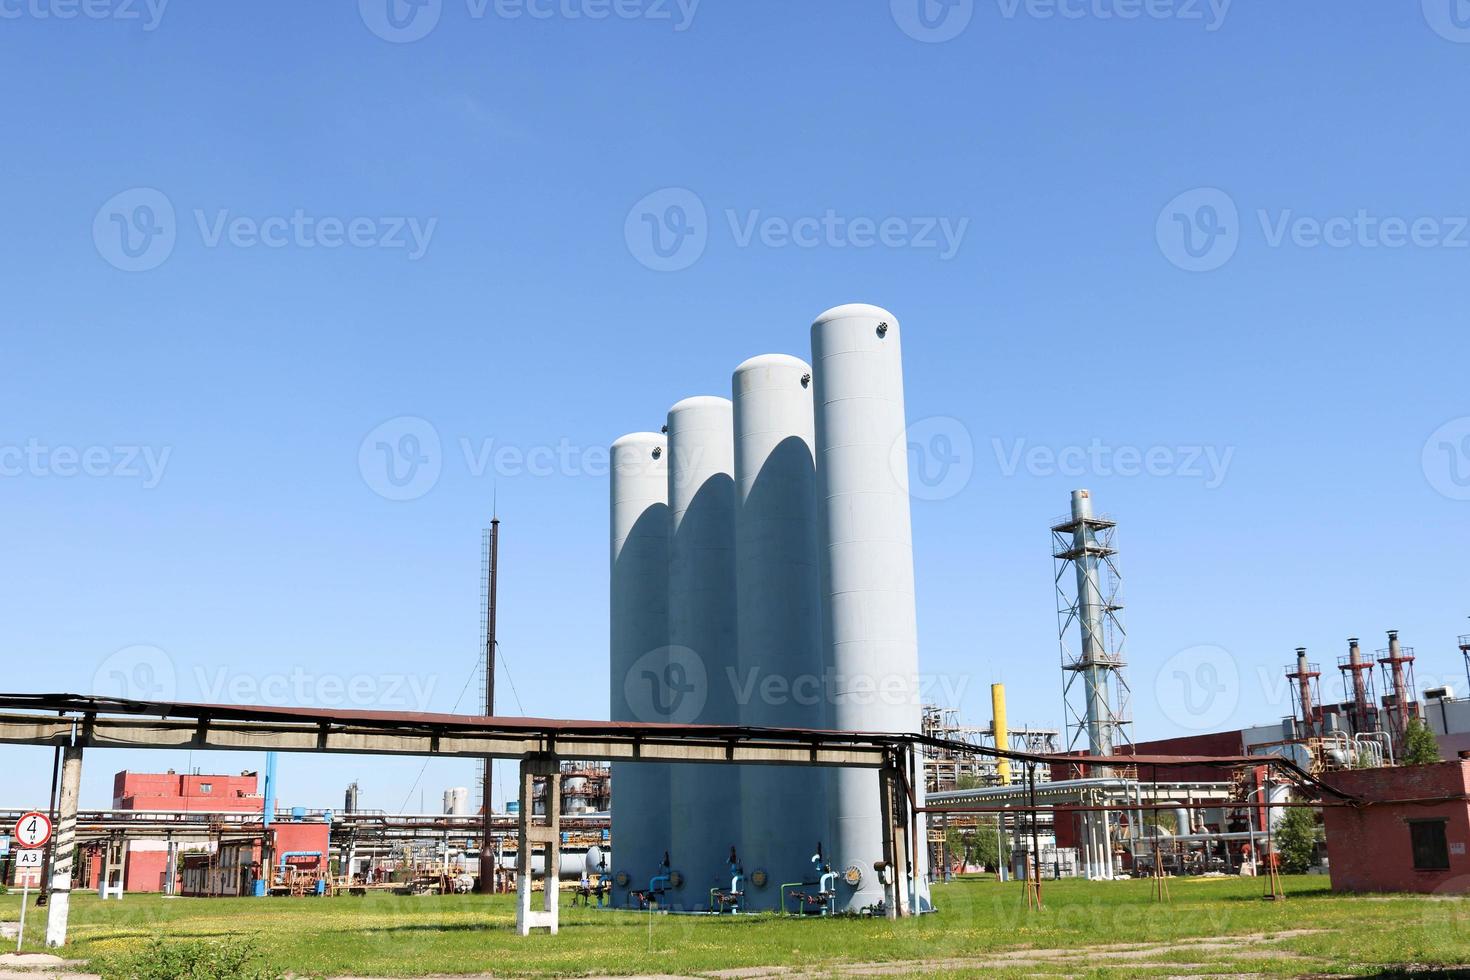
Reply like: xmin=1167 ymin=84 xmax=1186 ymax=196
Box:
xmin=1409 ymin=819 xmax=1450 ymax=871
xmin=199 ymin=783 xmax=213 ymax=794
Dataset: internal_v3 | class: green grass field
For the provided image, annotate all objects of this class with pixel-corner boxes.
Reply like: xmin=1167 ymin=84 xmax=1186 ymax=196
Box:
xmin=3 ymin=875 xmax=1469 ymax=978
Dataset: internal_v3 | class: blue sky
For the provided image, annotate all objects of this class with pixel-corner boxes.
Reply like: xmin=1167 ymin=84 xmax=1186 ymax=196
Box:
xmin=2 ymin=0 xmax=1468 ymax=810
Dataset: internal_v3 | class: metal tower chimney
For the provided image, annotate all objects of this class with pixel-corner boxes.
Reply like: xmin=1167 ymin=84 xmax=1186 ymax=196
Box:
xmin=1053 ymin=489 xmax=1131 ymax=757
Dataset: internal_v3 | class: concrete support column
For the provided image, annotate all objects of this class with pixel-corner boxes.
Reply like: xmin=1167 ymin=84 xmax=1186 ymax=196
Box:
xmin=877 ymin=763 xmax=909 ymax=920
xmin=45 ymin=744 xmax=82 ymax=948
xmin=515 ymin=755 xmax=561 ymax=936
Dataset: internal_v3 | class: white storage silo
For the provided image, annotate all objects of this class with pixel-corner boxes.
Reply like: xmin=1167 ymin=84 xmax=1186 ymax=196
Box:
xmin=666 ymin=396 xmax=741 ymax=906
xmin=609 ymin=431 xmax=671 ymax=906
xmin=732 ymin=355 xmax=826 ymax=909
xmin=443 ymin=787 xmax=470 ymax=816
xmin=810 ymin=303 xmax=929 ymax=912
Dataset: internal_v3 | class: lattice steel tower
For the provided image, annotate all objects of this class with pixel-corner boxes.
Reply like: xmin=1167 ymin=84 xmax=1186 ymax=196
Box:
xmin=1053 ymin=489 xmax=1132 ymax=756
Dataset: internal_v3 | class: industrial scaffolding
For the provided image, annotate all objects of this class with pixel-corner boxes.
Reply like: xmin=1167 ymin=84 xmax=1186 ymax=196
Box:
xmin=1052 ymin=492 xmax=1133 ymax=758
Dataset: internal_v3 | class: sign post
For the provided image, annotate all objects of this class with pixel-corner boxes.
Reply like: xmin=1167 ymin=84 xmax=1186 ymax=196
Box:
xmin=13 ymin=813 xmax=53 ymax=952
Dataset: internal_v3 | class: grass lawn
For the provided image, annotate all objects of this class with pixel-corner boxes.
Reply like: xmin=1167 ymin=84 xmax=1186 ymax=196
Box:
xmin=2 ymin=875 xmax=1468 ymax=977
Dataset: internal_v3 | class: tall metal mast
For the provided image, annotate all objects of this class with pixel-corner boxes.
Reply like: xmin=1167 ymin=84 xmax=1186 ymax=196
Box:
xmin=1053 ymin=489 xmax=1132 ymax=757
xmin=479 ymin=515 xmax=500 ymax=893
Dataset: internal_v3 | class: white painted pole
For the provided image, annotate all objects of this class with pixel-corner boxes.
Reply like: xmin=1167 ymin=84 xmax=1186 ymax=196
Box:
xmin=16 ymin=882 xmax=28 ymax=951
xmin=45 ymin=745 xmax=83 ymax=948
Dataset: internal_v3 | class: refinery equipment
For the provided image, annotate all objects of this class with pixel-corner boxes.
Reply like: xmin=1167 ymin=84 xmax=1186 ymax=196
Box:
xmin=732 ymin=354 xmax=826 ymax=911
xmin=1053 ymin=490 xmax=1132 ymax=758
xmin=608 ymin=431 xmax=670 ymax=908
xmin=443 ymin=787 xmax=470 ymax=816
xmin=606 ymin=303 xmax=931 ymax=915
xmin=1052 ymin=489 xmax=1132 ymax=879
xmin=666 ymin=395 xmax=741 ymax=907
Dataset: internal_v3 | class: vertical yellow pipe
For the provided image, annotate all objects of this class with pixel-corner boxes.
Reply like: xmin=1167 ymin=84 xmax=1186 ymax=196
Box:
xmin=991 ymin=683 xmax=1011 ymax=786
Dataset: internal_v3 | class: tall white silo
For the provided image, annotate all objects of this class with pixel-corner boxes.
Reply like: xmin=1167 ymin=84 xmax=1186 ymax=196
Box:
xmin=609 ymin=431 xmax=670 ymax=906
xmin=666 ymin=396 xmax=741 ymax=906
xmin=732 ymin=355 xmax=826 ymax=910
xmin=810 ymin=303 xmax=930 ymax=912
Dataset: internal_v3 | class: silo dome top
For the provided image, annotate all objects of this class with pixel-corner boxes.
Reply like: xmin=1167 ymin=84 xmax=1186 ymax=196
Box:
xmin=811 ymin=302 xmax=897 ymax=326
xmin=733 ymin=353 xmax=810 ymax=375
xmin=668 ymin=395 xmax=732 ymax=415
xmin=611 ymin=431 xmax=666 ymax=452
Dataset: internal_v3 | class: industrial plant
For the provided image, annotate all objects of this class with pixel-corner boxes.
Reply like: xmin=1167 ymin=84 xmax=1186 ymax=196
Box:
xmin=2 ymin=302 xmax=1469 ymax=963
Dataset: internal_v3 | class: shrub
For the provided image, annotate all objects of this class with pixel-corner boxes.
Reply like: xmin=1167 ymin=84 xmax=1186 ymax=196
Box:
xmin=98 ymin=938 xmax=282 ymax=980
xmin=1274 ymin=804 xmax=1322 ymax=874
xmin=1403 ymin=718 xmax=1442 ymax=766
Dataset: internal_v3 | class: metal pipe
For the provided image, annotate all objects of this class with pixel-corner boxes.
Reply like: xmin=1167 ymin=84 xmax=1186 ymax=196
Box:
xmin=480 ymin=516 xmax=499 ymax=893
xmin=1070 ymin=491 xmax=1111 ymax=756
xmin=991 ymin=684 xmax=1011 ymax=786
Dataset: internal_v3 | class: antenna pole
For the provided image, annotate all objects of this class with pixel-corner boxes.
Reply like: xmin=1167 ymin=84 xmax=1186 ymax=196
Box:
xmin=480 ymin=516 xmax=500 ymax=893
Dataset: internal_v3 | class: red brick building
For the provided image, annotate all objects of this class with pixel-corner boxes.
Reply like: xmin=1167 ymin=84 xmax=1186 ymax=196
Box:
xmin=1321 ymin=759 xmax=1470 ymax=894
xmin=90 ymin=769 xmax=264 ymax=893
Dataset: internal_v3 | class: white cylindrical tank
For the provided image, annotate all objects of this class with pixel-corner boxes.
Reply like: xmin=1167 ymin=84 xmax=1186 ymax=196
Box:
xmin=666 ymin=396 xmax=741 ymax=907
xmin=810 ymin=303 xmax=929 ymax=912
xmin=732 ymin=354 xmax=826 ymax=910
xmin=609 ymin=431 xmax=671 ymax=906
xmin=442 ymin=787 xmax=469 ymax=816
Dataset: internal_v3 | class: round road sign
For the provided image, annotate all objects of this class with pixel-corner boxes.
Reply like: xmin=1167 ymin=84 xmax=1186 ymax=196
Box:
xmin=15 ymin=811 xmax=52 ymax=848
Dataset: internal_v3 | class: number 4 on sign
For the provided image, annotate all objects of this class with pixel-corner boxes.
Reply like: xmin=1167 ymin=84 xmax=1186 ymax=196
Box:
xmin=14 ymin=812 xmax=52 ymax=849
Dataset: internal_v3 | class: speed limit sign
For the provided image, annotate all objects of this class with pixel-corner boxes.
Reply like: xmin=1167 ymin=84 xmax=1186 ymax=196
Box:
xmin=14 ymin=812 xmax=52 ymax=849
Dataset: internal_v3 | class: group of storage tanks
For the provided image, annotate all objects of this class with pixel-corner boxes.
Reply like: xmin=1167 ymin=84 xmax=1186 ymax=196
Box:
xmin=609 ymin=303 xmax=931 ymax=913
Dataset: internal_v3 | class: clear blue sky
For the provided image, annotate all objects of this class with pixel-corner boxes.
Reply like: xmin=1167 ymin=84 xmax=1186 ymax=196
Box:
xmin=2 ymin=1 xmax=1467 ymax=811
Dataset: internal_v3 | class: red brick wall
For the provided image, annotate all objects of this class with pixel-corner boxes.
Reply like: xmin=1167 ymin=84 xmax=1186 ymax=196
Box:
xmin=113 ymin=770 xmax=261 ymax=811
xmin=1320 ymin=761 xmax=1470 ymax=894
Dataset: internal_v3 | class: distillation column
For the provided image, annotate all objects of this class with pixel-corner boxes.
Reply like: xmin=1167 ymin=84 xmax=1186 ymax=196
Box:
xmin=811 ymin=303 xmax=929 ymax=913
xmin=666 ymin=396 xmax=741 ymax=906
xmin=609 ymin=432 xmax=670 ymax=906
xmin=733 ymin=355 xmax=826 ymax=910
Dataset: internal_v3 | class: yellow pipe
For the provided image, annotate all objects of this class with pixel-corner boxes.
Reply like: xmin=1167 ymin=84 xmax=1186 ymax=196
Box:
xmin=991 ymin=683 xmax=1011 ymax=786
